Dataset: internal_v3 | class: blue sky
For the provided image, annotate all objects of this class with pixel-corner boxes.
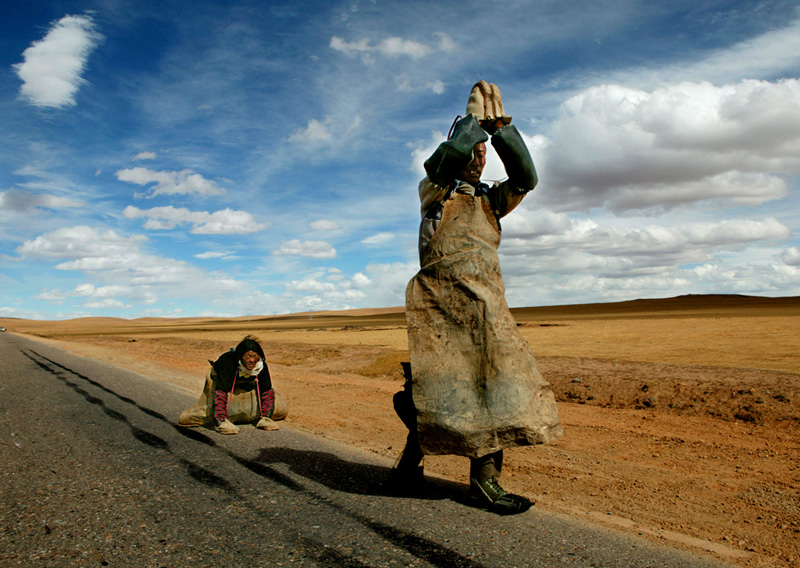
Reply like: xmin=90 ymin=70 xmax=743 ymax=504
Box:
xmin=2 ymin=0 xmax=800 ymax=320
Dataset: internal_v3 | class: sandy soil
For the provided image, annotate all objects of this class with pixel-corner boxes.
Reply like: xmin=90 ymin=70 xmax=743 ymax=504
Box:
xmin=3 ymin=295 xmax=799 ymax=568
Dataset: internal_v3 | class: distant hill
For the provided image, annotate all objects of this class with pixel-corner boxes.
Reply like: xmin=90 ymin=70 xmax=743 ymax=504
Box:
xmin=510 ymin=294 xmax=800 ymax=322
xmin=2 ymin=294 xmax=798 ymax=335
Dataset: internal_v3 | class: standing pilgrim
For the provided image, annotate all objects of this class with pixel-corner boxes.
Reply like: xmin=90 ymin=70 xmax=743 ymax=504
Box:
xmin=178 ymin=335 xmax=287 ymax=434
xmin=393 ymin=81 xmax=563 ymax=514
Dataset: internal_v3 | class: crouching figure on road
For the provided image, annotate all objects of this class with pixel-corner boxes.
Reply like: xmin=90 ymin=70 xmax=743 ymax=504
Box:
xmin=178 ymin=335 xmax=288 ymax=434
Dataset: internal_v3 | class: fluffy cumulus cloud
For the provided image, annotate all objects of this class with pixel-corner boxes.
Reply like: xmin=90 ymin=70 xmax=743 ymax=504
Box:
xmin=539 ymin=79 xmax=800 ymax=213
xmin=284 ymin=276 xmax=365 ymax=312
xmin=17 ymin=226 xmax=147 ymax=260
xmin=500 ymin=215 xmax=790 ymax=276
xmin=281 ymin=261 xmax=416 ymax=312
xmin=359 ymin=262 xmax=417 ymax=307
xmin=14 ymin=14 xmax=101 ymax=108
xmin=123 ymin=205 xmax=269 ymax=234
xmin=116 ymin=167 xmax=227 ymax=198
xmin=0 ymin=189 xmax=83 ymax=212
xmin=782 ymin=247 xmax=800 ymax=266
xmin=487 ymin=206 xmax=800 ymax=307
xmin=273 ymin=239 xmax=336 ymax=258
xmin=17 ymin=225 xmax=257 ymax=312
xmin=133 ymin=151 xmax=157 ymax=161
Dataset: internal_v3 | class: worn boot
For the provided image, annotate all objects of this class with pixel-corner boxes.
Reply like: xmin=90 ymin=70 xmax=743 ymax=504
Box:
xmin=469 ymin=476 xmax=532 ymax=515
xmin=213 ymin=389 xmax=239 ymax=435
xmin=468 ymin=451 xmax=531 ymax=515
xmin=256 ymin=388 xmax=279 ymax=430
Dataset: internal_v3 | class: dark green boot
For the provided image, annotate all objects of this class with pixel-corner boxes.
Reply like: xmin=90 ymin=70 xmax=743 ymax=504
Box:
xmin=469 ymin=476 xmax=532 ymax=515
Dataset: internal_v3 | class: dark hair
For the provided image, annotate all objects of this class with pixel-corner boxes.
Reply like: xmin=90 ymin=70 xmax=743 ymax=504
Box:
xmin=234 ymin=335 xmax=265 ymax=361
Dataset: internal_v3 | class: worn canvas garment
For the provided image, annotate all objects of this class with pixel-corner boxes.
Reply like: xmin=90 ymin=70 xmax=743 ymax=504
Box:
xmin=406 ymin=192 xmax=563 ymax=458
xmin=178 ymin=367 xmax=288 ymax=427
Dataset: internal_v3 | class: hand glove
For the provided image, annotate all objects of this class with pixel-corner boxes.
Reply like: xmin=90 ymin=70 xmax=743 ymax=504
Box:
xmin=465 ymin=81 xmax=512 ymax=129
xmin=424 ymin=114 xmax=488 ymax=187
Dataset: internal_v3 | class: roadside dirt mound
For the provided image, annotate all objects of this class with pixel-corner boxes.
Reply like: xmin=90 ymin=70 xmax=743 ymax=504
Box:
xmin=540 ymin=357 xmax=799 ymax=428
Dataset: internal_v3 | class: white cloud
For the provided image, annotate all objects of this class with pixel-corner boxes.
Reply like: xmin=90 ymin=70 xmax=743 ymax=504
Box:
xmin=195 ymin=250 xmax=236 ymax=260
xmin=497 ymin=216 xmax=791 ymax=286
xmin=310 ymin=219 xmax=340 ymax=231
xmin=17 ymin=225 xmax=261 ymax=313
xmin=14 ymin=14 xmax=101 ymax=108
xmin=273 ymin=239 xmax=337 ymax=258
xmin=781 ymin=247 xmax=800 ymax=266
xmin=288 ymin=117 xmax=334 ymax=143
xmin=326 ymin=267 xmax=345 ymax=281
xmin=123 ymin=205 xmax=269 ymax=234
xmin=286 ymin=279 xmax=336 ymax=293
xmin=280 ymin=264 xmax=416 ymax=313
xmin=17 ymin=226 xmax=147 ymax=259
xmin=500 ymin=209 xmax=573 ymax=239
xmin=680 ymin=218 xmax=790 ymax=247
xmin=409 ymin=130 xmax=446 ymax=175
xmin=429 ymin=80 xmax=446 ymax=95
xmin=133 ymin=151 xmax=157 ymax=160
xmin=361 ymin=232 xmax=395 ymax=245
xmin=360 ymin=261 xmax=417 ymax=307
xmin=396 ymin=74 xmax=447 ymax=94
xmin=83 ymin=298 xmax=130 ymax=309
xmin=330 ymin=32 xmax=454 ymax=62
xmin=0 ymin=189 xmax=83 ymax=212
xmin=288 ymin=116 xmax=362 ymax=145
xmin=116 ymin=167 xmax=227 ymax=198
xmin=691 ymin=262 xmax=800 ymax=293
xmin=71 ymin=283 xmax=137 ymax=308
xmin=351 ymin=272 xmax=371 ymax=287
xmin=540 ymin=79 xmax=800 ymax=213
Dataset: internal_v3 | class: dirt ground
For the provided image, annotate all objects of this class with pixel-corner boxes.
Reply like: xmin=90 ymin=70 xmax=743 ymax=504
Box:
xmin=3 ymin=295 xmax=799 ymax=567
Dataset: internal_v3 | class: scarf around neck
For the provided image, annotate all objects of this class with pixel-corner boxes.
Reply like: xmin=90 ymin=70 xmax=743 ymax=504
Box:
xmin=238 ymin=359 xmax=263 ymax=378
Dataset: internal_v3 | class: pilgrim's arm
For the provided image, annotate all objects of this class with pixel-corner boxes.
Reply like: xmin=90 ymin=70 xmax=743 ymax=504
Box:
xmin=490 ymin=124 xmax=538 ymax=219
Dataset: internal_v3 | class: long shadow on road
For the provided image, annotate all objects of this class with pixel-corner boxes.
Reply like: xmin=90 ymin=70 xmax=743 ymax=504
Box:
xmin=26 ymin=348 xmax=492 ymax=568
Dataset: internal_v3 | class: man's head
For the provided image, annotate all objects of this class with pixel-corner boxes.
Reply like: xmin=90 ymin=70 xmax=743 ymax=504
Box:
xmin=460 ymin=142 xmax=486 ymax=185
xmin=235 ymin=335 xmax=265 ymax=364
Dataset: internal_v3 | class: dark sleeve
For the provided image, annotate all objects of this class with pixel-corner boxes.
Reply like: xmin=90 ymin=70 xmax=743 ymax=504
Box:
xmin=211 ymin=351 xmax=238 ymax=392
xmin=256 ymin=362 xmax=272 ymax=392
xmin=424 ymin=114 xmax=488 ymax=187
xmin=487 ymin=125 xmax=539 ymax=219
xmin=491 ymin=124 xmax=538 ymax=192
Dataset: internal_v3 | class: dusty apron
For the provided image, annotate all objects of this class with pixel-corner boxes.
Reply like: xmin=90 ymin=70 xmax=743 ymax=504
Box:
xmin=406 ymin=192 xmax=563 ymax=458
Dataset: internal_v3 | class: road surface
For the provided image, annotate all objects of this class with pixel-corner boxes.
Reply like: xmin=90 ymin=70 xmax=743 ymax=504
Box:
xmin=1 ymin=333 xmax=732 ymax=567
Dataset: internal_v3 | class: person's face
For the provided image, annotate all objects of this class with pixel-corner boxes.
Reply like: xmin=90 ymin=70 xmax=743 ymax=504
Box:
xmin=461 ymin=142 xmax=486 ymax=185
xmin=242 ymin=350 xmax=261 ymax=370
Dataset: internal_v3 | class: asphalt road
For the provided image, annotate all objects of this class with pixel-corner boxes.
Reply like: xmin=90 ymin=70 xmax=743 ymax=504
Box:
xmin=1 ymin=333 xmax=733 ymax=568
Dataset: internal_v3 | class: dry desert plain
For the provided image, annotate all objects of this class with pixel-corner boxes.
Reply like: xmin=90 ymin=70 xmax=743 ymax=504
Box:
xmin=3 ymin=294 xmax=799 ymax=568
